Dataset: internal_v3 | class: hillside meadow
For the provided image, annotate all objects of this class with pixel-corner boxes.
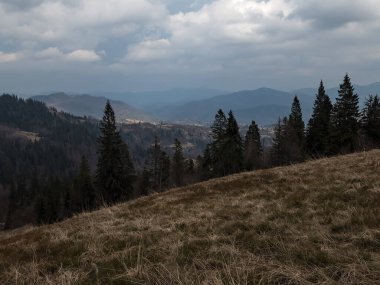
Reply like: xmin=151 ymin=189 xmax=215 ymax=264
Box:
xmin=1 ymin=150 xmax=380 ymax=284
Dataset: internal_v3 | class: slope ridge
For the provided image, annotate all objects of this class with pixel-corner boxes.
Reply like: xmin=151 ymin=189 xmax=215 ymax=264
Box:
xmin=32 ymin=93 xmax=156 ymax=123
xmin=1 ymin=151 xmax=380 ymax=284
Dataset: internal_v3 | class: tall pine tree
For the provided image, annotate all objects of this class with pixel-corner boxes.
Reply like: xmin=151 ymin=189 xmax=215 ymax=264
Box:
xmin=329 ymin=74 xmax=360 ymax=154
xmin=276 ymin=96 xmax=306 ymax=164
xmin=224 ymin=110 xmax=243 ymax=175
xmin=288 ymin=96 xmax=305 ymax=150
xmin=95 ymin=101 xmax=134 ymax=204
xmin=244 ymin=120 xmax=262 ymax=170
xmin=306 ymin=81 xmax=332 ymax=156
xmin=270 ymin=96 xmax=305 ymax=166
xmin=208 ymin=109 xmax=228 ymax=177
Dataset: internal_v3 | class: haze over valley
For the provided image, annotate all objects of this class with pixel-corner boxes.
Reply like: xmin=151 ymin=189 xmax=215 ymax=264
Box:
xmin=31 ymin=81 xmax=380 ymax=126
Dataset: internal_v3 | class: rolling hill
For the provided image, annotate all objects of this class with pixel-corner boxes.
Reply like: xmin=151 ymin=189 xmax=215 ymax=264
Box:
xmin=32 ymin=93 xmax=156 ymax=123
xmin=152 ymin=88 xmax=315 ymax=125
xmin=1 ymin=150 xmax=380 ymax=284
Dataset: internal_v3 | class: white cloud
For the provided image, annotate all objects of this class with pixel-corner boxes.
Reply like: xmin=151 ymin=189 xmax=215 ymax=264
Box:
xmin=35 ymin=47 xmax=64 ymax=59
xmin=0 ymin=51 xmax=20 ymax=62
xmin=66 ymin=49 xmax=101 ymax=62
xmin=125 ymin=39 xmax=172 ymax=62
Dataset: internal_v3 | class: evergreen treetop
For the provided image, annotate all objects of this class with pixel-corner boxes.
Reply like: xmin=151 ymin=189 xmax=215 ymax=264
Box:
xmin=244 ymin=121 xmax=262 ymax=152
xmin=224 ymin=110 xmax=243 ymax=174
xmin=329 ymin=74 xmax=360 ymax=153
xmin=244 ymin=120 xmax=262 ymax=170
xmin=306 ymin=80 xmax=332 ymax=156
xmin=211 ymin=109 xmax=227 ymax=143
xmin=288 ymin=95 xmax=305 ymax=146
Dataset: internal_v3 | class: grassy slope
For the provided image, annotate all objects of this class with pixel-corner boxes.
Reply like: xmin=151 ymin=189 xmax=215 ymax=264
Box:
xmin=1 ymin=151 xmax=380 ymax=284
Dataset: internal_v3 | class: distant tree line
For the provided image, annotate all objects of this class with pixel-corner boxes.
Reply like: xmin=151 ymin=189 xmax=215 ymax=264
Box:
xmin=199 ymin=74 xmax=380 ymax=179
xmin=2 ymin=73 xmax=380 ymax=229
xmin=271 ymin=74 xmax=380 ymax=166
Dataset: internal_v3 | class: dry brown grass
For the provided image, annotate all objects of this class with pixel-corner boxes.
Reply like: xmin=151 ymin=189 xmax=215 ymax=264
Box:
xmin=1 ymin=150 xmax=380 ymax=284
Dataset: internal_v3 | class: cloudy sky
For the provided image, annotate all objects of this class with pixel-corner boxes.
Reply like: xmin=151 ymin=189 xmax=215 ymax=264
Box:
xmin=1 ymin=0 xmax=380 ymax=94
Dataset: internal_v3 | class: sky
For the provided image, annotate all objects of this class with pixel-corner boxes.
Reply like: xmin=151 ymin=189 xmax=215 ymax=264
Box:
xmin=0 ymin=0 xmax=380 ymax=94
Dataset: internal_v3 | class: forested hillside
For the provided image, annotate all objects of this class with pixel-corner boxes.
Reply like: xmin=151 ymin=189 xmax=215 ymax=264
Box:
xmin=0 ymin=95 xmax=99 ymax=228
xmin=0 ymin=95 xmax=211 ymax=229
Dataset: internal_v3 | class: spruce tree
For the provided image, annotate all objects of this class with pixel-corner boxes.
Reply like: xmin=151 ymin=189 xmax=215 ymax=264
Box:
xmin=209 ymin=109 xmax=228 ymax=177
xmin=95 ymin=101 xmax=134 ymax=204
xmin=171 ymin=139 xmax=185 ymax=187
xmin=211 ymin=109 xmax=228 ymax=143
xmin=244 ymin=120 xmax=262 ymax=171
xmin=361 ymin=95 xmax=380 ymax=146
xmin=288 ymin=96 xmax=305 ymax=149
xmin=329 ymin=74 xmax=360 ymax=154
xmin=224 ymin=110 xmax=243 ymax=174
xmin=306 ymin=81 xmax=332 ymax=156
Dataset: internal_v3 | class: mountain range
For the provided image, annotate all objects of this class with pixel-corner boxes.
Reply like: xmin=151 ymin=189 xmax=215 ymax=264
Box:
xmin=147 ymin=82 xmax=380 ymax=125
xmin=30 ymin=82 xmax=380 ymax=126
xmin=91 ymin=88 xmax=227 ymax=109
xmin=32 ymin=93 xmax=156 ymax=123
xmin=150 ymin=88 xmax=314 ymax=125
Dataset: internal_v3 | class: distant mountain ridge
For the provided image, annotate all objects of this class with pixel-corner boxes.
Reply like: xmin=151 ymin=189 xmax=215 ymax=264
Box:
xmin=92 ymin=88 xmax=227 ymax=109
xmin=150 ymin=88 xmax=314 ymax=125
xmin=150 ymin=82 xmax=380 ymax=126
xmin=30 ymin=82 xmax=380 ymax=126
xmin=32 ymin=93 xmax=156 ymax=123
